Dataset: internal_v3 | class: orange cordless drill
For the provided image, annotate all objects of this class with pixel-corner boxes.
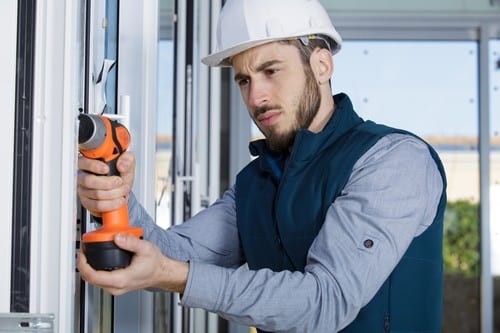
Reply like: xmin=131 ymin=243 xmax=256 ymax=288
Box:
xmin=78 ymin=113 xmax=143 ymax=270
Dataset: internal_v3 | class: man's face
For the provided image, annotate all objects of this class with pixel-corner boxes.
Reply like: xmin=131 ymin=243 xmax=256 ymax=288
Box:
xmin=232 ymin=42 xmax=321 ymax=153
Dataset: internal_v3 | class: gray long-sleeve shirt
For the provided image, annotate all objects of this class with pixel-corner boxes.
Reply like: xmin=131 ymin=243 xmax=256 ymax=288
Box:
xmin=128 ymin=133 xmax=443 ymax=332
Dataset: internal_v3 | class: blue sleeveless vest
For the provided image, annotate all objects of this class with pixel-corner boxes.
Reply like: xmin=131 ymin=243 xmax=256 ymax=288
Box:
xmin=235 ymin=94 xmax=447 ymax=332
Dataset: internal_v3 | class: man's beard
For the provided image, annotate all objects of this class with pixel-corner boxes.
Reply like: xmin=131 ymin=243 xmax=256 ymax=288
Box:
xmin=265 ymin=67 xmax=321 ymax=153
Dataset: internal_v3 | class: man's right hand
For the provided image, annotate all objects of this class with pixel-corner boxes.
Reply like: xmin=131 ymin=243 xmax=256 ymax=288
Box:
xmin=77 ymin=151 xmax=136 ymax=216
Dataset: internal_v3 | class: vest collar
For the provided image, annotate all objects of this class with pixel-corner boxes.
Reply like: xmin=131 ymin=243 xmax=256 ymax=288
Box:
xmin=249 ymin=93 xmax=364 ymax=165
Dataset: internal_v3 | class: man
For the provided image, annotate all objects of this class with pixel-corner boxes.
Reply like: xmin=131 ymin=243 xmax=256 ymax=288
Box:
xmin=77 ymin=0 xmax=447 ymax=332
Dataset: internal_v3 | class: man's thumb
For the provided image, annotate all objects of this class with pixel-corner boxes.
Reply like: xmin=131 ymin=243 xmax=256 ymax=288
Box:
xmin=117 ymin=152 xmax=134 ymax=174
xmin=114 ymin=233 xmax=141 ymax=252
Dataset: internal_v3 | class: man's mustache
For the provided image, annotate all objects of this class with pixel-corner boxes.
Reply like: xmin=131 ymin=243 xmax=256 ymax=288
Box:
xmin=254 ymin=105 xmax=282 ymax=117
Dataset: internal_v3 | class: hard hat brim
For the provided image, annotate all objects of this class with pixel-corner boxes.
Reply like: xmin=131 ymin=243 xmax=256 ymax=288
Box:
xmin=202 ymin=34 xmax=341 ymax=68
xmin=201 ymin=38 xmax=285 ymax=67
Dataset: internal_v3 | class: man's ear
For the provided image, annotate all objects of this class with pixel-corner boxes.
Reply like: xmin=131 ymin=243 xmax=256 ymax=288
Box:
xmin=310 ymin=48 xmax=334 ymax=85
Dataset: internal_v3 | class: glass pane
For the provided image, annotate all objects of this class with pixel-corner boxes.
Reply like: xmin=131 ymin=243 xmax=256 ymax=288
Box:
xmin=334 ymin=40 xmax=480 ymax=332
xmin=104 ymin=0 xmax=118 ymax=114
xmin=156 ymin=39 xmax=174 ymax=229
xmin=154 ymin=3 xmax=175 ymax=333
xmin=155 ymin=1 xmax=175 ymax=230
xmin=490 ymin=38 xmax=500 ymax=333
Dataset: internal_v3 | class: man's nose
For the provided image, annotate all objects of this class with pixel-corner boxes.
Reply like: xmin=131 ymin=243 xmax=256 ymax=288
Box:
xmin=248 ymin=81 xmax=269 ymax=108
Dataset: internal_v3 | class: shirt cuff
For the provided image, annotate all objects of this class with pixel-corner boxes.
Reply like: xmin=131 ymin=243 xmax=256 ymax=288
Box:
xmin=180 ymin=261 xmax=226 ymax=312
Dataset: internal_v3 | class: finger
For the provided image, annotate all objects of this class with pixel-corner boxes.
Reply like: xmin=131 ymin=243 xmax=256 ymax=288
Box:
xmin=78 ymin=155 xmax=109 ymax=175
xmin=77 ymin=186 xmax=128 ymax=203
xmin=117 ymin=152 xmax=135 ymax=191
xmin=76 ymin=169 xmax=129 ymax=214
xmin=77 ymin=170 xmax=123 ymax=191
xmin=116 ymin=152 xmax=135 ymax=175
xmin=78 ymin=194 xmax=127 ymax=214
xmin=77 ymin=180 xmax=128 ymax=213
xmin=113 ymin=233 xmax=148 ymax=254
xmin=77 ymin=174 xmax=130 ymax=200
xmin=77 ymin=250 xmax=129 ymax=295
xmin=77 ymin=250 xmax=98 ymax=283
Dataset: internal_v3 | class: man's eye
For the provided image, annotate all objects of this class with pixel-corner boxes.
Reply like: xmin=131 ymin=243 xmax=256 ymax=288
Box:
xmin=265 ymin=69 xmax=278 ymax=75
xmin=238 ymin=79 xmax=249 ymax=86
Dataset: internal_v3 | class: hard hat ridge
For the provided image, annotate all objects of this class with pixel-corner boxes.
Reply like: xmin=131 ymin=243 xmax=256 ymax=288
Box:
xmin=202 ymin=0 xmax=343 ymax=67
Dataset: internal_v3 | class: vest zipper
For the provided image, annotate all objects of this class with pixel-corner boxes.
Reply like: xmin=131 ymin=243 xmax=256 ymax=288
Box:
xmin=383 ymin=314 xmax=390 ymax=333
xmin=272 ymin=141 xmax=300 ymax=270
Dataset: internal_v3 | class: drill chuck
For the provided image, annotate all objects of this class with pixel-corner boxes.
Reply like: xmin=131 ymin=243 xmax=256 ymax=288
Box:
xmin=78 ymin=114 xmax=108 ymax=150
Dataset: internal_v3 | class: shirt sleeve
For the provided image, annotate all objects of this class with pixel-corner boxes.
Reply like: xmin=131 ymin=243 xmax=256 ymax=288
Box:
xmin=180 ymin=133 xmax=444 ymax=332
xmin=128 ymin=186 xmax=244 ymax=268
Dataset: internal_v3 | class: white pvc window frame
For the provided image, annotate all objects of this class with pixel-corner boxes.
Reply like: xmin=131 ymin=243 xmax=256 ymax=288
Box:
xmin=29 ymin=0 xmax=83 ymax=331
xmin=0 ymin=0 xmax=18 ymax=313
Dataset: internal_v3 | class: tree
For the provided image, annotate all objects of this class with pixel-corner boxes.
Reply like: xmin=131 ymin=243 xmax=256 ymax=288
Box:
xmin=443 ymin=200 xmax=480 ymax=277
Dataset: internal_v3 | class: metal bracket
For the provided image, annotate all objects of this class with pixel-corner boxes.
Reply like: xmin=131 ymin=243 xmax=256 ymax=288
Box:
xmin=0 ymin=313 xmax=54 ymax=332
xmin=94 ymin=59 xmax=116 ymax=114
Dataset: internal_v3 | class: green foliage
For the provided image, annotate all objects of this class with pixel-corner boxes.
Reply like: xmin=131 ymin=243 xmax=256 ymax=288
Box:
xmin=443 ymin=200 xmax=480 ymax=277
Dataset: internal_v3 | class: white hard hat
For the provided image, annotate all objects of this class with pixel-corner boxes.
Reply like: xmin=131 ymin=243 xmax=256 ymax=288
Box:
xmin=202 ymin=0 xmax=343 ymax=67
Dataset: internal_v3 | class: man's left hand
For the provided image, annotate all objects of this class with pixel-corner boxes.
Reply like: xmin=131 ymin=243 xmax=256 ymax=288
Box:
xmin=77 ymin=234 xmax=189 ymax=295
